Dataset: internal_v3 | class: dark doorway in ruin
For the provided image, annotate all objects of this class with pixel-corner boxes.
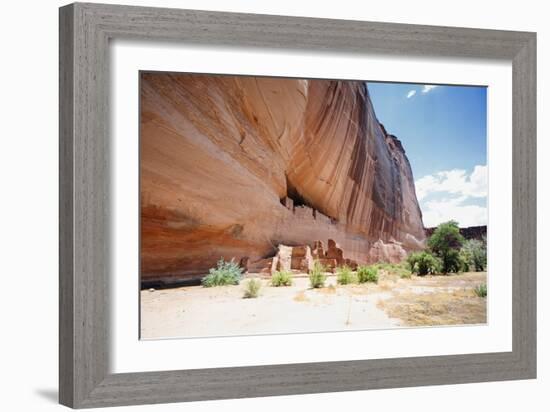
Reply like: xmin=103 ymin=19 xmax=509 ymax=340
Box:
xmin=284 ymin=174 xmax=310 ymax=209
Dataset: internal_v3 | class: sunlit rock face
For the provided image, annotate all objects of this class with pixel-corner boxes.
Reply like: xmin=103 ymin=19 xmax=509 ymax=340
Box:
xmin=140 ymin=73 xmax=426 ymax=284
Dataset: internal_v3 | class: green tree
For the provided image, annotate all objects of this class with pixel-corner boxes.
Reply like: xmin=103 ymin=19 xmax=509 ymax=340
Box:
xmin=427 ymin=220 xmax=465 ymax=274
xmin=461 ymin=238 xmax=487 ymax=271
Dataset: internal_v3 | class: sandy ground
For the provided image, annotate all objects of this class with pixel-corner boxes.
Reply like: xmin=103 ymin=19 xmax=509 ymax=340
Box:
xmin=378 ymin=271 xmax=488 ymax=326
xmin=141 ymin=272 xmax=486 ymax=339
xmin=140 ymin=276 xmax=399 ymax=339
xmin=140 ymin=272 xmax=487 ymax=339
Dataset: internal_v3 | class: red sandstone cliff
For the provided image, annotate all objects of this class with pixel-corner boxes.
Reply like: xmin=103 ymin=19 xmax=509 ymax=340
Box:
xmin=140 ymin=73 xmax=426 ymax=284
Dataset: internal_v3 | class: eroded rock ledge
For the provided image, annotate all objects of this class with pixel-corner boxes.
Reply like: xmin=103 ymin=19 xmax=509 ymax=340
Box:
xmin=140 ymin=73 xmax=426 ymax=284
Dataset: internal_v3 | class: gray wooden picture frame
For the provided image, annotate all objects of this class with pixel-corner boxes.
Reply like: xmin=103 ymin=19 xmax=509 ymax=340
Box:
xmin=59 ymin=2 xmax=537 ymax=409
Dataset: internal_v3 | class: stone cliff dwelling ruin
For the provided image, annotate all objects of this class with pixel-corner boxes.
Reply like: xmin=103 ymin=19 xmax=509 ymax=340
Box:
xmin=246 ymin=238 xmax=358 ymax=276
xmin=140 ymin=73 xmax=427 ymax=286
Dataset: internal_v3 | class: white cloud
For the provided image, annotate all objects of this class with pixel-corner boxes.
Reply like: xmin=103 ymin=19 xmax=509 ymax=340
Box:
xmin=422 ymin=85 xmax=438 ymax=93
xmin=415 ymin=165 xmax=487 ymax=227
xmin=421 ymin=196 xmax=487 ymax=227
xmin=415 ymin=165 xmax=487 ymax=201
xmin=407 ymin=85 xmax=438 ymax=99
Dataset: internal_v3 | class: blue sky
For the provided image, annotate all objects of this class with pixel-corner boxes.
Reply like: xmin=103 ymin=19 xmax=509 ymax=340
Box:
xmin=367 ymin=82 xmax=487 ymax=228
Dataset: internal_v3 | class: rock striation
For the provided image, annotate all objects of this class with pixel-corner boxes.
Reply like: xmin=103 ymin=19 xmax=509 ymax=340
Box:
xmin=140 ymin=73 xmax=426 ymax=285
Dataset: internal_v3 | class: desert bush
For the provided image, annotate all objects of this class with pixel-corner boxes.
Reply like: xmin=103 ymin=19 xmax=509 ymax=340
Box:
xmin=462 ymin=239 xmax=487 ymax=271
xmin=407 ymin=251 xmax=441 ymax=276
xmin=372 ymin=261 xmax=411 ymax=278
xmin=336 ymin=265 xmax=356 ymax=285
xmin=309 ymin=260 xmax=326 ymax=288
xmin=442 ymin=249 xmax=463 ymax=273
xmin=356 ymin=265 xmax=379 ymax=283
xmin=271 ymin=270 xmax=293 ymax=287
xmin=373 ymin=262 xmax=389 ymax=270
xmin=459 ymin=248 xmax=472 ymax=272
xmin=399 ymin=269 xmax=412 ymax=279
xmin=243 ymin=278 xmax=262 ymax=298
xmin=201 ymin=258 xmax=243 ymax=287
xmin=386 ymin=262 xmax=411 ymax=278
xmin=395 ymin=261 xmax=411 ymax=271
xmin=474 ymin=283 xmax=487 ymax=298
xmin=428 ymin=221 xmax=465 ymax=273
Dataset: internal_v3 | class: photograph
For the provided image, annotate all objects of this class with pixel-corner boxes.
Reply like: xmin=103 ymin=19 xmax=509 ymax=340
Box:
xmin=139 ymin=72 xmax=488 ymax=339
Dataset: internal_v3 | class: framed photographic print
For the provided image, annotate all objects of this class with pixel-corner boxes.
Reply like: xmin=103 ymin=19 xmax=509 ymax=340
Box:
xmin=59 ymin=2 xmax=536 ymax=408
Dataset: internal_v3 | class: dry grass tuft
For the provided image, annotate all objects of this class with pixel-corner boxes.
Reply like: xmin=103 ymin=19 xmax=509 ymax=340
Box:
xmin=377 ymin=287 xmax=486 ymax=326
xmin=293 ymin=290 xmax=310 ymax=302
xmin=377 ymin=280 xmax=396 ymax=291
xmin=317 ymin=284 xmax=337 ymax=295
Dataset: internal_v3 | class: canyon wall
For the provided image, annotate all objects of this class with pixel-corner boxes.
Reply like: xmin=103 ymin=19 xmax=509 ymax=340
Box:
xmin=140 ymin=73 xmax=426 ymax=284
xmin=425 ymin=225 xmax=487 ymax=241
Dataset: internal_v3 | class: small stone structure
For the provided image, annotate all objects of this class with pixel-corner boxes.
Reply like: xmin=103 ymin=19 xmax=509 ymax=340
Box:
xmin=280 ymin=196 xmax=337 ymax=226
xmin=290 ymin=245 xmax=314 ymax=272
xmin=267 ymin=244 xmax=314 ymax=273
xmin=244 ymin=238 xmax=357 ymax=276
xmin=312 ymin=239 xmax=358 ymax=272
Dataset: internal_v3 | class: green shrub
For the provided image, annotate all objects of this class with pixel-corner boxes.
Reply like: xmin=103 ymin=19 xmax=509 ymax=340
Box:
xmin=243 ymin=278 xmax=262 ymax=298
xmin=373 ymin=262 xmax=389 ymax=271
xmin=309 ymin=260 xmax=326 ymax=288
xmin=442 ymin=249 xmax=463 ymax=273
xmin=370 ymin=261 xmax=411 ymax=278
xmin=394 ymin=261 xmax=411 ymax=271
xmin=474 ymin=283 xmax=487 ymax=298
xmin=201 ymin=258 xmax=243 ymax=287
xmin=336 ymin=265 xmax=356 ymax=285
xmin=407 ymin=251 xmax=441 ymax=276
xmin=399 ymin=269 xmax=412 ymax=279
xmin=271 ymin=270 xmax=293 ymax=287
xmin=459 ymin=248 xmax=472 ymax=272
xmin=428 ymin=221 xmax=465 ymax=273
xmin=357 ymin=265 xmax=379 ymax=283
xmin=462 ymin=239 xmax=487 ymax=272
